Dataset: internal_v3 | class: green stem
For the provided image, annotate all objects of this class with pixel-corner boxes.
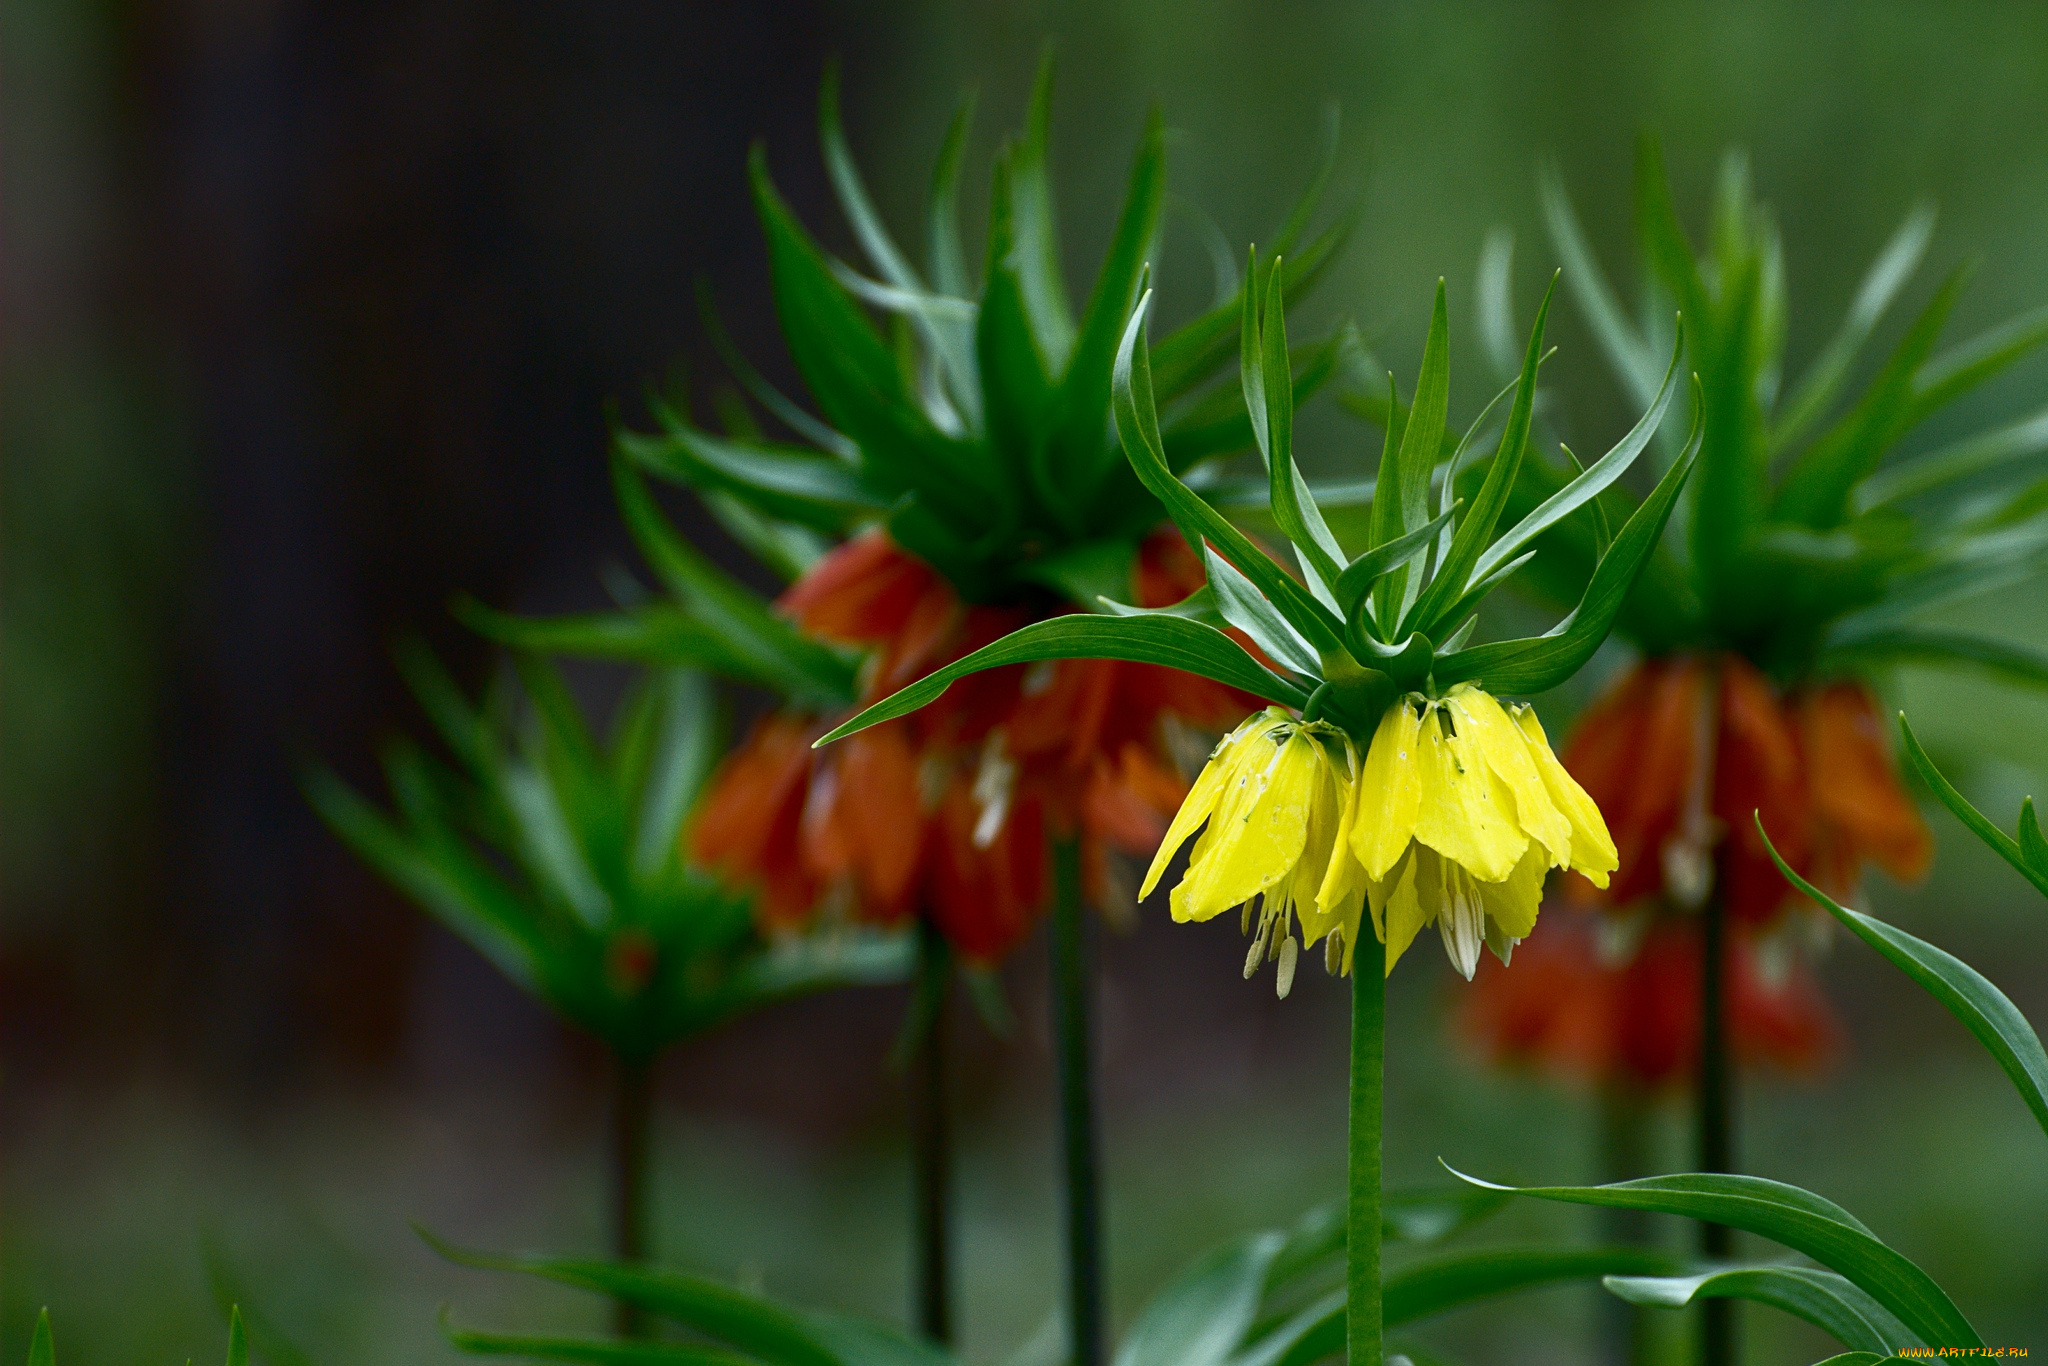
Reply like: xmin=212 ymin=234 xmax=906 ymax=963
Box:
xmin=1050 ymin=838 xmax=1103 ymax=1366
xmin=1598 ymin=1083 xmax=1654 ymax=1366
xmin=911 ymin=920 xmax=955 ymax=1344
xmin=1347 ymin=934 xmax=1386 ymax=1366
xmin=1696 ymin=896 xmax=1736 ymax=1366
xmin=609 ymin=1051 xmax=654 ymax=1338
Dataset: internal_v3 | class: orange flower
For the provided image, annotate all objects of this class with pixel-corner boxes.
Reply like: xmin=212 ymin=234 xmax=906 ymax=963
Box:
xmin=691 ymin=527 xmax=1255 ymax=962
xmin=1460 ymin=914 xmax=1839 ymax=1089
xmin=1466 ymin=652 xmax=1927 ymax=1085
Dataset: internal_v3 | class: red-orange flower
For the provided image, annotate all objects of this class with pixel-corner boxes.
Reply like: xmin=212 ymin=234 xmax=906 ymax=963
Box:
xmin=1464 ymin=652 xmax=1930 ymax=1086
xmin=691 ymin=528 xmax=1254 ymax=962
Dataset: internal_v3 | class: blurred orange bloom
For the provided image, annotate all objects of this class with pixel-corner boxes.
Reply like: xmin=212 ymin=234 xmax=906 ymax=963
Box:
xmin=1464 ymin=653 xmax=1929 ymax=1086
xmin=691 ymin=528 xmax=1253 ymax=963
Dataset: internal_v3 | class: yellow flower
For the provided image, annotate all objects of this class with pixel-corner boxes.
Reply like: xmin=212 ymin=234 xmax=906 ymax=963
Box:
xmin=1321 ymin=684 xmax=1617 ymax=979
xmin=1141 ymin=708 xmax=1362 ymax=997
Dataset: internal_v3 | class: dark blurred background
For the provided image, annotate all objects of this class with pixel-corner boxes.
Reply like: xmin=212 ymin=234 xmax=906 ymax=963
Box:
xmin=6 ymin=2 xmax=2047 ymax=1361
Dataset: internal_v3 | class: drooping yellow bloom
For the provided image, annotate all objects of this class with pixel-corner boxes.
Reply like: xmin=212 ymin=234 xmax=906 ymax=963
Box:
xmin=1320 ymin=684 xmax=1618 ymax=979
xmin=1141 ymin=708 xmax=1362 ymax=996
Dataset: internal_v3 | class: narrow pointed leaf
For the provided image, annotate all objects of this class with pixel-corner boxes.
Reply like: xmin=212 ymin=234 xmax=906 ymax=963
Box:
xmin=928 ymin=95 xmax=976 ymax=299
xmin=1059 ymin=105 xmax=1166 ymax=489
xmin=1604 ymin=1266 xmax=1923 ymax=1355
xmin=1771 ymin=203 xmax=1936 ymax=454
xmin=1009 ymin=50 xmax=1074 ymax=368
xmin=818 ymin=613 xmax=1307 ymax=745
xmin=1204 ymin=544 xmax=1320 ymax=676
xmin=1334 ymin=504 xmax=1458 ymax=607
xmin=1114 ymin=1233 xmax=1285 ymax=1366
xmin=1372 ymin=281 xmax=1450 ymax=625
xmin=1776 ymin=264 xmax=1970 ymax=528
xmin=1904 ymin=301 xmax=2048 ymax=433
xmin=1465 ymin=317 xmax=1680 ymax=588
xmin=225 ymin=1309 xmax=250 ymax=1366
xmin=28 ymin=1311 xmax=53 ymax=1366
xmin=1900 ymin=715 xmax=2048 ymax=899
xmin=622 ymin=425 xmax=885 ymax=532
xmin=1761 ymin=810 xmax=2048 ymax=1142
xmin=1823 ymin=628 xmax=2048 ymax=695
xmin=443 ymin=1325 xmax=750 ymax=1365
xmin=695 ymin=283 xmax=858 ymax=458
xmin=1854 ymin=403 xmax=2048 ymax=511
xmin=1114 ymin=291 xmax=1347 ymax=658
xmin=1447 ymin=1167 xmax=1981 ymax=1348
xmin=1435 ymin=404 xmax=1700 ymax=695
xmin=1539 ymin=161 xmax=1661 ymax=409
xmin=1249 ymin=259 xmax=1345 ymax=582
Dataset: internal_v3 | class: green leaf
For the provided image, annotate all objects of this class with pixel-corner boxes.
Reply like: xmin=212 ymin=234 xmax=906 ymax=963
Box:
xmin=1435 ymin=398 xmax=1700 ymax=695
xmin=1405 ymin=280 xmax=1561 ymax=636
xmin=1461 ymin=317 xmax=1680 ymax=591
xmin=1334 ymin=505 xmax=1457 ymax=609
xmin=1014 ymin=538 xmax=1136 ymax=609
xmin=1854 ymin=403 xmax=2048 ymax=511
xmin=1150 ymin=210 xmax=1354 ymax=403
xmin=1447 ymin=1167 xmax=1981 ymax=1348
xmin=1904 ymin=301 xmax=2048 ymax=433
xmin=1900 ymin=714 xmax=2048 ymax=900
xmin=1775 ymin=263 xmax=1971 ymax=529
xmin=1539 ymin=160 xmax=1662 ymax=411
xmin=1115 ymin=1232 xmax=1285 ymax=1366
xmin=454 ymin=599 xmax=768 ymax=684
xmin=1245 ymin=256 xmax=1344 ymax=587
xmin=1823 ymin=628 xmax=2048 ymax=694
xmin=225 ymin=1309 xmax=249 ymax=1366
xmin=633 ymin=670 xmax=719 ymax=877
xmin=693 ymin=283 xmax=858 ymax=460
xmin=623 ymin=424 xmax=886 ymax=532
xmin=1204 ymin=543 xmax=1320 ymax=677
xmin=1386 ymin=1245 xmax=1690 ymax=1328
xmin=928 ymin=94 xmax=976 ymax=299
xmin=700 ymin=489 xmax=831 ymax=583
xmin=749 ymin=146 xmax=990 ymax=519
xmin=28 ymin=1311 xmax=53 ymax=1366
xmin=1008 ymin=50 xmax=1075 ymax=370
xmin=1113 ymin=289 xmax=1346 ymax=661
xmin=1372 ymin=280 xmax=1450 ymax=627
xmin=1633 ymin=136 xmax=1713 ymax=346
xmin=1770 ymin=203 xmax=1936 ymax=456
xmin=1057 ymin=104 xmax=1166 ymax=493
xmin=1759 ymin=807 xmax=2048 ymax=1143
xmin=1604 ymin=1266 xmax=1923 ymax=1355
xmin=1808 ymin=1356 xmax=1912 ymax=1366
xmin=423 ymin=1234 xmax=842 ymax=1366
xmin=978 ymin=153 xmax=1057 ymax=524
xmin=612 ymin=456 xmax=859 ymax=708
xmin=1474 ymin=227 xmax=1519 ymax=384
xmin=1099 ymin=584 xmax=1225 ymax=627
xmin=1164 ymin=326 xmax=1350 ymax=472
xmin=817 ymin=613 xmax=1308 ymax=745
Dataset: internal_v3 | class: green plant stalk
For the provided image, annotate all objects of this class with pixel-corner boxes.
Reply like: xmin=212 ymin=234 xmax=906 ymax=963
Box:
xmin=1696 ymin=894 xmax=1736 ymax=1366
xmin=911 ymin=919 xmax=955 ymax=1344
xmin=1348 ymin=933 xmax=1386 ymax=1365
xmin=609 ymin=1051 xmax=654 ymax=1337
xmin=1598 ymin=1083 xmax=1655 ymax=1366
xmin=1049 ymin=838 xmax=1104 ymax=1366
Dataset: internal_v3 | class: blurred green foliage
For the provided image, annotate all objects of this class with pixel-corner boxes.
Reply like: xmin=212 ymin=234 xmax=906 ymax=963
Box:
xmin=9 ymin=1 xmax=2048 ymax=1362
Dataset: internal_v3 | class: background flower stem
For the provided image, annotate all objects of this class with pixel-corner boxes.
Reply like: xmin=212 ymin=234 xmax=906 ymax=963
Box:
xmin=1696 ymin=894 xmax=1736 ymax=1366
xmin=609 ymin=1051 xmax=654 ymax=1337
xmin=1049 ymin=838 xmax=1103 ymax=1366
xmin=911 ymin=919 xmax=955 ymax=1344
xmin=1348 ymin=935 xmax=1386 ymax=1366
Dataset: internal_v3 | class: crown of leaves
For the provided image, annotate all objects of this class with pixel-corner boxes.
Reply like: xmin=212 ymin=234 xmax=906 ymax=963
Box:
xmin=1460 ymin=139 xmax=2048 ymax=683
xmin=823 ymin=262 xmax=1702 ymax=747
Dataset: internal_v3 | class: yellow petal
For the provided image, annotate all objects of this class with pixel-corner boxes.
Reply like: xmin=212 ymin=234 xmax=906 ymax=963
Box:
xmin=1513 ymin=703 xmax=1619 ymax=885
xmin=1176 ymin=729 xmax=1316 ymax=920
xmin=1414 ymin=702 xmax=1529 ymax=883
xmin=1139 ymin=745 xmax=1230 ymax=900
xmin=1447 ymin=686 xmax=1572 ymax=868
xmin=1311 ymin=737 xmax=1367 ymax=932
xmin=1289 ymin=746 xmax=1345 ymax=917
xmin=1476 ymin=842 xmax=1549 ymax=941
xmin=1377 ymin=844 xmax=1433 ymax=975
xmin=1352 ymin=698 xmax=1424 ymax=879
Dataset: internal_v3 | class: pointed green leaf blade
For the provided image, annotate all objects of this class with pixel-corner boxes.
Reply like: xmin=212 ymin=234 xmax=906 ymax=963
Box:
xmin=1446 ymin=1167 xmax=1980 ymax=1348
xmin=1604 ymin=1266 xmax=1923 ymax=1355
xmin=1899 ymin=715 xmax=2048 ymax=900
xmin=817 ymin=613 xmax=1306 ymax=745
xmin=1114 ymin=1232 xmax=1285 ymax=1366
xmin=28 ymin=1311 xmax=53 ymax=1366
xmin=1759 ymin=810 xmax=2048 ymax=1143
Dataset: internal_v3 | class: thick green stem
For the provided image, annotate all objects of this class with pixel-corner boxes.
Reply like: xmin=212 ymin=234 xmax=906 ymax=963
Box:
xmin=609 ymin=1052 xmax=654 ymax=1338
xmin=1696 ymin=897 xmax=1735 ymax=1366
xmin=1049 ymin=838 xmax=1103 ymax=1366
xmin=1347 ymin=934 xmax=1386 ymax=1366
xmin=911 ymin=920 xmax=955 ymax=1344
